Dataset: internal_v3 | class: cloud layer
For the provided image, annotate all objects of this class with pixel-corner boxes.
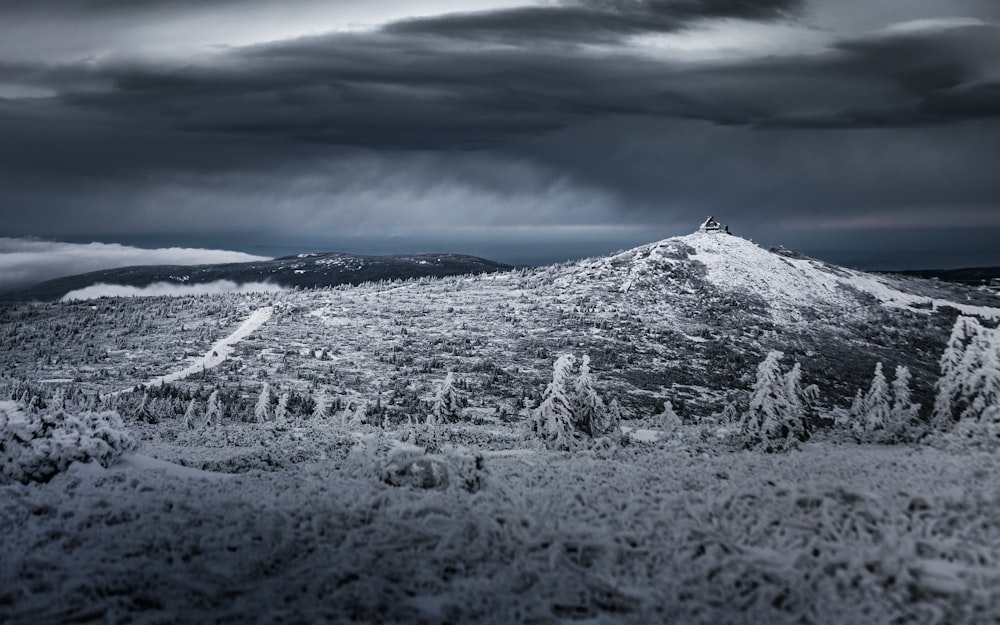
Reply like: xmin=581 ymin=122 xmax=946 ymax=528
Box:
xmin=0 ymin=239 xmax=269 ymax=293
xmin=61 ymin=280 xmax=286 ymax=301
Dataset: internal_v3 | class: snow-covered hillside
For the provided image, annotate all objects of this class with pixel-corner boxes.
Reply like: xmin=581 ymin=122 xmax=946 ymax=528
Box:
xmin=614 ymin=231 xmax=999 ymax=322
xmin=3 ymin=226 xmax=1000 ymax=624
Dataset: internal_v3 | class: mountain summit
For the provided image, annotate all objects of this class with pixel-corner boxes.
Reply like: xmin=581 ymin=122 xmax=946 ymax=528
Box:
xmin=602 ymin=223 xmax=998 ymax=326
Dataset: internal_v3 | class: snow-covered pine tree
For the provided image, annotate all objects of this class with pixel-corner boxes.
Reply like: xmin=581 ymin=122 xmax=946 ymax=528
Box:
xmin=254 ymin=382 xmax=272 ymax=423
xmin=860 ymin=362 xmax=891 ymax=442
xmin=932 ymin=315 xmax=983 ymax=428
xmin=274 ymin=392 xmax=290 ymax=423
xmin=963 ymin=328 xmax=1000 ymax=422
xmin=182 ymin=398 xmax=198 ymax=430
xmin=428 ymin=371 xmax=463 ymax=425
xmin=844 ymin=389 xmax=864 ymax=434
xmin=530 ymin=354 xmax=578 ymax=450
xmin=573 ymin=355 xmax=610 ymax=437
xmin=740 ymin=351 xmax=806 ymax=452
xmin=348 ymin=401 xmax=368 ymax=426
xmin=204 ymin=390 xmax=222 ymax=428
xmin=782 ymin=362 xmax=812 ymax=442
xmin=312 ymin=388 xmax=329 ymax=420
xmin=657 ymin=400 xmax=682 ymax=435
xmin=605 ymin=399 xmax=623 ymax=440
xmin=50 ymin=387 xmax=66 ymax=412
xmin=889 ymin=365 xmax=921 ymax=440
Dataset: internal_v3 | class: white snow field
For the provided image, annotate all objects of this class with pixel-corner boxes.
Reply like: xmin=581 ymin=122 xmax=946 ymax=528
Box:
xmin=3 ymin=227 xmax=1000 ymax=624
xmin=3 ymin=435 xmax=1000 ymax=625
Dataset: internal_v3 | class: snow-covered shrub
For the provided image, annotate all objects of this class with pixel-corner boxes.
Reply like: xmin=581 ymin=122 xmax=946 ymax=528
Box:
xmin=0 ymin=400 xmax=137 ymax=484
xmin=350 ymin=436 xmax=488 ymax=492
xmin=739 ymin=351 xmax=811 ymax=452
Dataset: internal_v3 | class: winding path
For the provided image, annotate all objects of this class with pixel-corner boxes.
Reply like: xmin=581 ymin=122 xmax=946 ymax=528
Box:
xmin=108 ymin=306 xmax=273 ymax=396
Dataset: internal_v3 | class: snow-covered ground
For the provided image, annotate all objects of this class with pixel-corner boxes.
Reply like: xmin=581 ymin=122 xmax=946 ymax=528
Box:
xmin=124 ymin=306 xmax=273 ymax=393
xmin=3 ymin=229 xmax=1000 ymax=624
xmin=3 ymin=431 xmax=1000 ymax=625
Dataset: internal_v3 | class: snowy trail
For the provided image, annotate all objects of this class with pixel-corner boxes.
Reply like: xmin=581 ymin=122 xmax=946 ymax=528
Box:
xmin=109 ymin=306 xmax=272 ymax=395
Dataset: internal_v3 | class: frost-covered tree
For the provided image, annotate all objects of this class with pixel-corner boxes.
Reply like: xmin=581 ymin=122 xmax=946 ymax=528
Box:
xmin=182 ymin=398 xmax=198 ymax=430
xmin=964 ymin=335 xmax=1000 ymax=422
xmin=530 ymin=354 xmax=578 ymax=450
xmin=204 ymin=390 xmax=222 ymax=428
xmin=574 ymin=355 xmax=614 ymax=437
xmin=312 ymin=388 xmax=329 ymax=420
xmin=274 ymin=392 xmax=290 ymax=423
xmin=889 ymin=365 xmax=921 ymax=438
xmin=657 ymin=400 xmax=682 ymax=435
xmin=348 ymin=401 xmax=369 ymax=426
xmin=782 ymin=362 xmax=816 ymax=441
xmin=254 ymin=382 xmax=272 ymax=423
xmin=849 ymin=362 xmax=919 ymax=443
xmin=739 ymin=351 xmax=808 ymax=452
xmin=932 ymin=315 xmax=984 ymax=427
xmin=428 ymin=372 xmax=463 ymax=425
xmin=862 ymin=362 xmax=891 ymax=436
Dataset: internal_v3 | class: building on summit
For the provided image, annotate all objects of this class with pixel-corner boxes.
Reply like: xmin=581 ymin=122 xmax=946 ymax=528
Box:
xmin=699 ymin=216 xmax=731 ymax=234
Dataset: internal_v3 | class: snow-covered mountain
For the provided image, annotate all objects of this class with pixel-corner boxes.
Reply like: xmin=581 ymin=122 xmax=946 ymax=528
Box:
xmin=0 ymin=251 xmax=512 ymax=302
xmin=5 ymin=224 xmax=1000 ymax=625
xmin=604 ymin=230 xmax=999 ymax=323
xmin=5 ymin=225 xmax=997 ymax=418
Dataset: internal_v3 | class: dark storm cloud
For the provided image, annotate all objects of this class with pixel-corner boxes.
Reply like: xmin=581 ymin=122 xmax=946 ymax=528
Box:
xmin=0 ymin=0 xmax=244 ymax=14
xmin=9 ymin=20 xmax=994 ymax=156
xmin=0 ymin=0 xmax=998 ymax=269
xmin=386 ymin=0 xmax=802 ymax=42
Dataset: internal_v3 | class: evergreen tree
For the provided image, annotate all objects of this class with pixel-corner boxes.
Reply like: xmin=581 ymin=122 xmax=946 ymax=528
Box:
xmin=274 ymin=392 xmax=290 ymax=423
xmin=933 ymin=315 xmax=983 ymax=427
xmin=204 ymin=390 xmax=222 ymax=428
xmin=861 ymin=362 xmax=891 ymax=439
xmin=846 ymin=389 xmax=864 ymax=436
xmin=782 ymin=362 xmax=814 ymax=442
xmin=182 ymin=398 xmax=198 ymax=430
xmin=254 ymin=382 xmax=272 ymax=423
xmin=657 ymin=401 xmax=682 ymax=435
xmin=573 ymin=355 xmax=610 ymax=437
xmin=889 ymin=365 xmax=921 ymax=439
xmin=740 ymin=351 xmax=807 ymax=452
xmin=348 ymin=401 xmax=368 ymax=426
xmin=530 ymin=354 xmax=578 ymax=450
xmin=312 ymin=388 xmax=329 ymax=420
xmin=428 ymin=372 xmax=463 ymax=425
xmin=964 ymin=332 xmax=1000 ymax=422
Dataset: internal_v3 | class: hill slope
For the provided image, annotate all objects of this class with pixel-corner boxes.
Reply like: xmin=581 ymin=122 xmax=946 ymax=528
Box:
xmin=0 ymin=252 xmax=513 ymax=302
xmin=5 ymin=228 xmax=997 ymax=420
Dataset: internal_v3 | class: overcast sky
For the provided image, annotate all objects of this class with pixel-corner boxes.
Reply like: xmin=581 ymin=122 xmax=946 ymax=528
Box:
xmin=1 ymin=0 xmax=998 ymax=272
